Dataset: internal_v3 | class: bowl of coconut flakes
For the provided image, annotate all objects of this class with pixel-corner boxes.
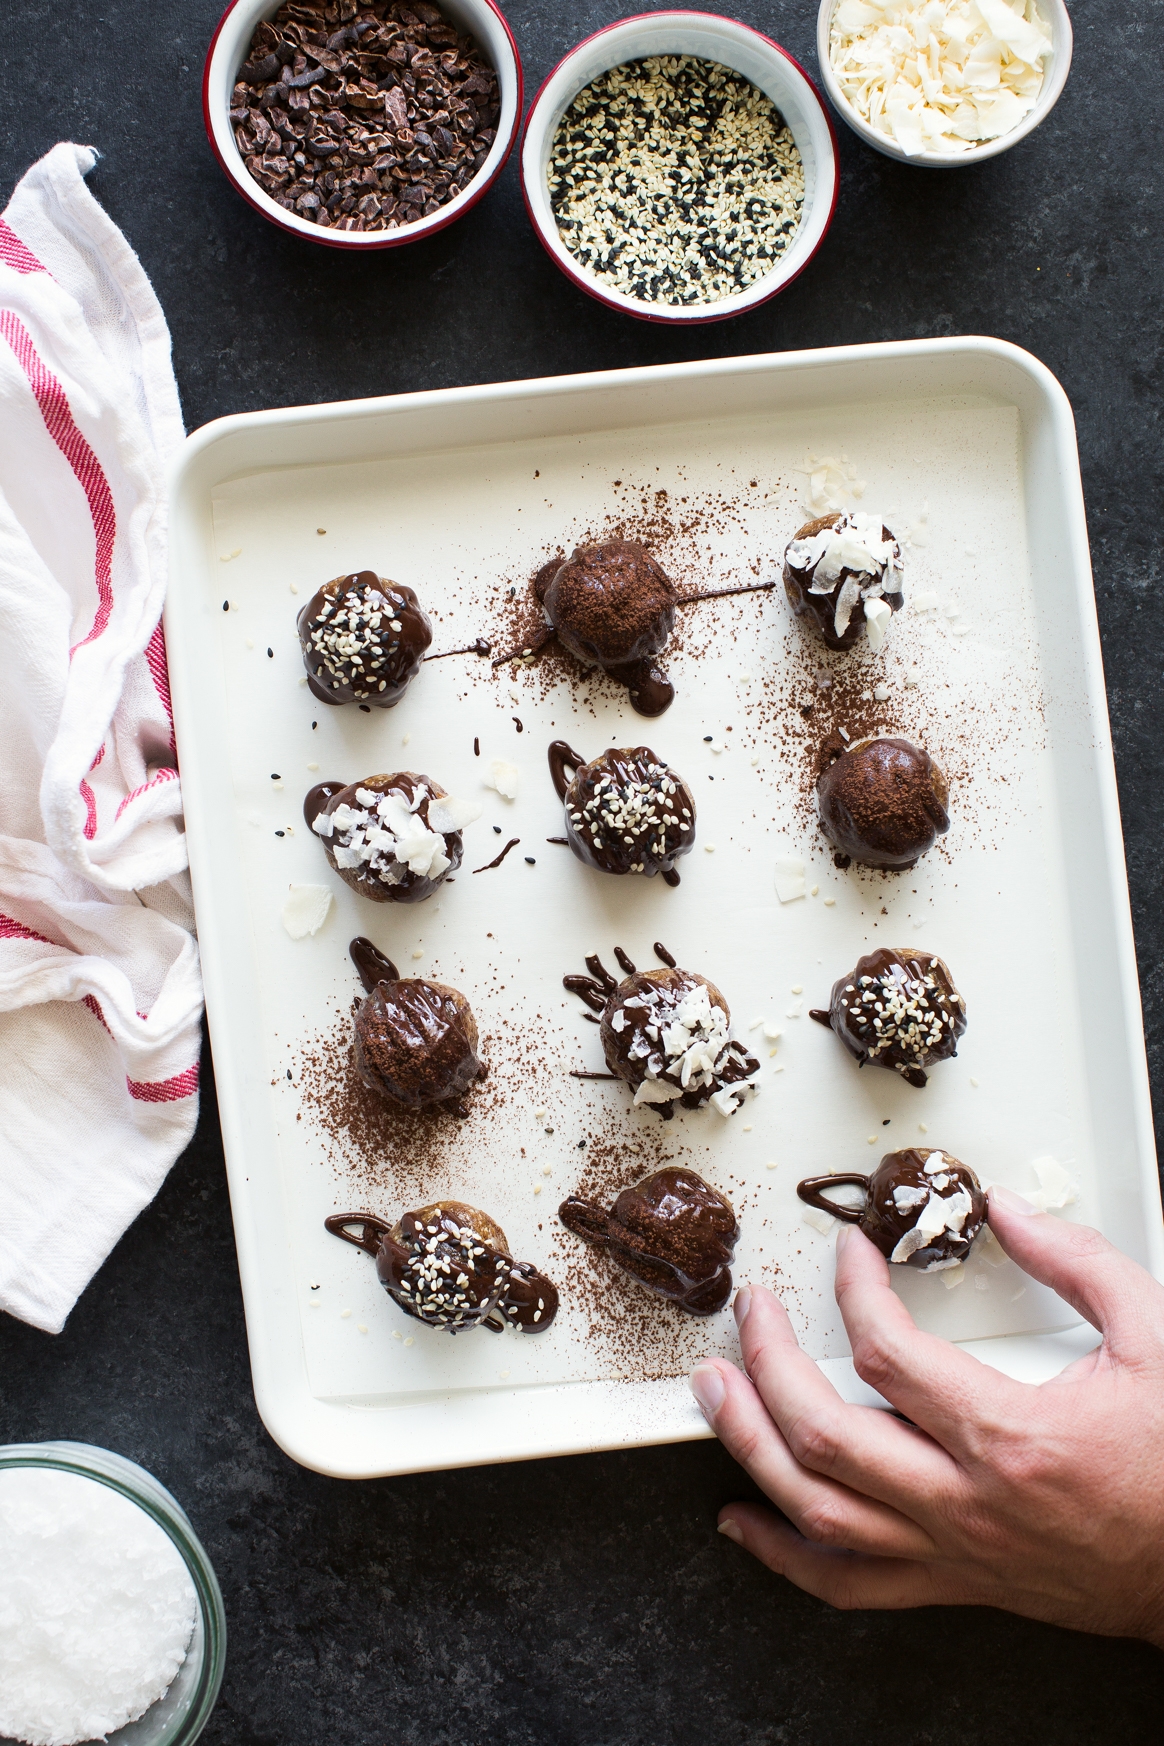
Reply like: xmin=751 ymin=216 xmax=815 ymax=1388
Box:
xmin=817 ymin=0 xmax=1072 ymax=166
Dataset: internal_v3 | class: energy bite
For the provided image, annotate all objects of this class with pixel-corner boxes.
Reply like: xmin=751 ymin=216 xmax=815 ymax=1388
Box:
xmin=810 ymin=947 xmax=966 ymax=1088
xmin=797 ymin=1149 xmax=986 ymax=1271
xmin=548 ymin=741 xmax=696 ymax=884
xmin=325 ymin=1201 xmax=558 ymax=1332
xmin=783 ymin=511 xmax=904 ymax=652
xmin=817 ymin=735 xmax=949 ymax=869
xmin=349 ymin=935 xmax=485 ymax=1114
xmin=559 ymin=1166 xmax=738 ymax=1315
xmin=306 ymin=772 xmax=479 ymax=902
xmin=297 ymin=571 xmax=431 ymax=705
xmin=535 ymin=540 xmax=678 ymax=715
xmin=565 ymin=947 xmax=760 ymax=1118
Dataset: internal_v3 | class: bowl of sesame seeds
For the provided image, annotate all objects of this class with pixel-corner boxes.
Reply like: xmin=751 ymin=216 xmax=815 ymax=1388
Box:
xmin=520 ymin=10 xmax=838 ymax=322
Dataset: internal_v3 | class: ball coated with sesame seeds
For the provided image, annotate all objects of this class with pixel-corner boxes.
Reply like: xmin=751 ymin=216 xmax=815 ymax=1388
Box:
xmin=549 ymin=56 xmax=805 ymax=309
xmin=551 ymin=743 xmax=696 ymax=881
xmin=297 ymin=571 xmax=431 ymax=708
xmin=809 ymin=946 xmax=966 ymax=1087
xmin=324 ymin=1201 xmax=559 ymax=1333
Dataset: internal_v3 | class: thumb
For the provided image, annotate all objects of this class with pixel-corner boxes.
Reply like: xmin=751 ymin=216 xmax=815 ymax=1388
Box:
xmin=987 ymin=1184 xmax=1164 ymax=1356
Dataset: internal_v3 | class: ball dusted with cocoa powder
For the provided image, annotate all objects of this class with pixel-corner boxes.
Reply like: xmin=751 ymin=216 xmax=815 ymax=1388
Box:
xmin=559 ymin=1166 xmax=739 ymax=1315
xmin=297 ymin=571 xmax=431 ymax=706
xmin=353 ymin=977 xmax=485 ymax=1111
xmin=536 ymin=540 xmax=678 ymax=714
xmin=817 ymin=735 xmax=949 ymax=869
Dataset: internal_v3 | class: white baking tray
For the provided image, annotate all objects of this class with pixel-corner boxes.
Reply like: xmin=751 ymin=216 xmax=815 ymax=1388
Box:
xmin=167 ymin=339 xmax=1163 ymax=1479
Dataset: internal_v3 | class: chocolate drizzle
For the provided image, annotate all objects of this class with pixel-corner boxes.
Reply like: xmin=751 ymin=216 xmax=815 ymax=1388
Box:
xmin=350 ymin=935 xmax=399 ymax=991
xmin=325 ymin=1202 xmax=559 ymax=1333
xmin=303 ymin=779 xmax=345 ymax=827
xmin=425 ymin=638 xmax=492 ymax=660
xmin=472 ymin=837 xmax=521 ymax=874
xmin=559 ymin=1166 xmax=738 ymax=1315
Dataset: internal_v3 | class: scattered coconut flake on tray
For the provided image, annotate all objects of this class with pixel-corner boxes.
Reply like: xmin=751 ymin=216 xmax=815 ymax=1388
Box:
xmin=282 ymin=883 xmax=333 ymax=940
xmin=829 ymin=0 xmax=1053 ymax=157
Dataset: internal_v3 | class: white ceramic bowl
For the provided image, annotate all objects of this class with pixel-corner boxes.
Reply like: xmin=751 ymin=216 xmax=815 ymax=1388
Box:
xmin=203 ymin=0 xmax=522 ymax=248
xmin=816 ymin=0 xmax=1072 ymax=168
xmin=520 ymin=10 xmax=839 ymax=325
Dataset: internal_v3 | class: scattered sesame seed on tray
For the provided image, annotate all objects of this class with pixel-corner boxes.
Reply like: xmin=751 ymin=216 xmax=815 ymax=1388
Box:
xmin=549 ymin=55 xmax=804 ymax=307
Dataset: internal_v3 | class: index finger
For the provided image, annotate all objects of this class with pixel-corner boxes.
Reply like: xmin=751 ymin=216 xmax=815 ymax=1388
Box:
xmin=834 ymin=1225 xmax=1025 ymax=1458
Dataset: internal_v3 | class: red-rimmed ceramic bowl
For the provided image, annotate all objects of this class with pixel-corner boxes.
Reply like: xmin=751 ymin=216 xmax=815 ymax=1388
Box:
xmin=203 ymin=0 xmax=522 ymax=248
xmin=520 ymin=11 xmax=838 ymax=324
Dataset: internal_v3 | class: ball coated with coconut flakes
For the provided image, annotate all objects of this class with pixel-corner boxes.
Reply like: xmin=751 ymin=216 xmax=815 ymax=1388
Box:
xmin=536 ymin=540 xmax=678 ymax=715
xmin=559 ymin=1166 xmax=739 ymax=1315
xmin=817 ymin=735 xmax=949 ymax=869
xmin=304 ymin=771 xmax=480 ymax=904
xmin=797 ymin=1149 xmax=986 ymax=1271
xmin=783 ymin=512 xmax=904 ymax=651
xmin=298 ymin=571 xmax=431 ymax=707
xmin=809 ymin=946 xmax=966 ymax=1088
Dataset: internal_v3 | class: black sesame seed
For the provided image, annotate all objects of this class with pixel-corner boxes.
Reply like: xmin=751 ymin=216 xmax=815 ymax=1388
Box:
xmin=275 ymin=830 xmax=285 ymax=837
xmin=359 ymin=704 xmax=371 ymax=713
xmin=267 ymin=647 xmax=273 ymax=658
xmin=493 ymin=824 xmax=502 ymax=834
xmin=222 ymin=600 xmax=229 ymax=612
xmin=525 ymin=856 xmax=536 ymax=865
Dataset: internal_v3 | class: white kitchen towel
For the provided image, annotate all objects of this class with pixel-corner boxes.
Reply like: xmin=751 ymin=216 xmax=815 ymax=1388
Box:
xmin=0 ymin=143 xmax=203 ymax=1335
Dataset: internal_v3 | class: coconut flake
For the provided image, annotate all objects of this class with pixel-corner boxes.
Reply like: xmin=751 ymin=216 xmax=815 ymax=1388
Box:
xmin=864 ymin=595 xmax=892 ymax=651
xmin=774 ymin=857 xmax=806 ymax=903
xmin=484 ymin=759 xmax=519 ymax=800
xmin=830 ymin=0 xmax=1052 ymax=158
xmin=427 ymin=796 xmax=483 ymax=834
xmin=282 ymin=884 xmax=333 ymax=940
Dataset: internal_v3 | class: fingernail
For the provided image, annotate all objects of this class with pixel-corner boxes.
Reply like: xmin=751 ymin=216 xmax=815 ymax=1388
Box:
xmin=733 ymin=1284 xmax=752 ymax=1329
xmin=836 ymin=1224 xmax=854 ymax=1252
xmin=718 ymin=1517 xmax=743 ymax=1545
xmin=989 ymin=1183 xmax=1038 ymax=1217
xmin=690 ymin=1362 xmax=726 ymax=1418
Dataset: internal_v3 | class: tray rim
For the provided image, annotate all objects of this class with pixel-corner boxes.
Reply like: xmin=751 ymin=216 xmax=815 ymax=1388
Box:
xmin=167 ymin=336 xmax=1163 ymax=1478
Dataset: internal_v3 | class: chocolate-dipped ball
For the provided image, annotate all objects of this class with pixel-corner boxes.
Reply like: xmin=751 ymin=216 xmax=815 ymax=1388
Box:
xmin=817 ymin=735 xmax=949 ymax=869
xmin=559 ymin=1166 xmax=738 ymax=1315
xmin=305 ymin=772 xmax=480 ymax=903
xmin=810 ymin=947 xmax=966 ymax=1088
xmin=565 ymin=949 xmax=760 ymax=1118
xmin=798 ymin=1150 xmax=986 ymax=1271
xmin=535 ymin=541 xmax=678 ymax=715
xmin=783 ymin=512 xmax=904 ymax=652
xmin=297 ymin=571 xmax=432 ymax=706
xmin=325 ymin=1201 xmax=559 ymax=1333
xmin=349 ymin=936 xmax=485 ymax=1114
xmin=548 ymin=742 xmax=695 ymax=884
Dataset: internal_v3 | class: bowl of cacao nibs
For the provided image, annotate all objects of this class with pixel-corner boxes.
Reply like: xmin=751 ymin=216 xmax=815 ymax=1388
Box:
xmin=204 ymin=0 xmax=521 ymax=246
xmin=521 ymin=11 xmax=838 ymax=323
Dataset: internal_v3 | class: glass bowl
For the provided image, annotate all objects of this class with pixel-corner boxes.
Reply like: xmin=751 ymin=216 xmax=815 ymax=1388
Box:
xmin=0 ymin=1442 xmax=226 ymax=1746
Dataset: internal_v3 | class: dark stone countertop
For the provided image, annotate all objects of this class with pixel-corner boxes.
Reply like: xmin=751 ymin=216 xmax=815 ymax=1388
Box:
xmin=2 ymin=3 xmax=1163 ymax=1740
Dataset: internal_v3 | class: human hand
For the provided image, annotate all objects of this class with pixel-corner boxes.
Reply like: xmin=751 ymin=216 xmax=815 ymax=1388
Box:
xmin=689 ymin=1184 xmax=1164 ymax=1644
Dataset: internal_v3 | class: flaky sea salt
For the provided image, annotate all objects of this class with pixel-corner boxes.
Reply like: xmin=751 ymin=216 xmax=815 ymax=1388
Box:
xmin=0 ymin=1467 xmax=196 ymax=1746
